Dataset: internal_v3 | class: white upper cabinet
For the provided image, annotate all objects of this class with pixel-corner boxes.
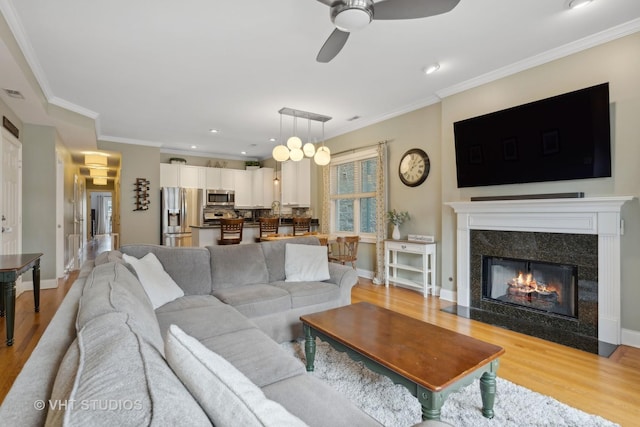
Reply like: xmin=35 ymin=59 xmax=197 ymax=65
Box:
xmin=281 ymin=159 xmax=310 ymax=207
xmin=220 ymin=169 xmax=235 ymax=190
xmin=160 ymin=163 xmax=179 ymax=188
xmin=252 ymin=168 xmax=274 ymax=208
xmin=205 ymin=167 xmax=221 ymax=189
xmin=233 ymin=170 xmax=253 ymax=208
xmin=160 ymin=163 xmax=201 ymax=188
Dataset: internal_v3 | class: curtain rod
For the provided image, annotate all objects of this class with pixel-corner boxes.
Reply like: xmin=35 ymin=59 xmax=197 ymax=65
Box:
xmin=331 ymin=139 xmax=391 ymax=157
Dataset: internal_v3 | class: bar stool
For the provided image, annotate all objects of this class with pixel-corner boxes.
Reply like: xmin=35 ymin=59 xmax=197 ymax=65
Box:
xmin=218 ymin=218 xmax=244 ymax=245
xmin=293 ymin=217 xmax=311 ymax=236
xmin=256 ymin=217 xmax=279 ymax=242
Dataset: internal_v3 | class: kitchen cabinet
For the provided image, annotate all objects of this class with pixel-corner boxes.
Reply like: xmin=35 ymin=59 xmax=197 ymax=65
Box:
xmin=232 ymin=168 xmax=274 ymax=208
xmin=233 ymin=170 xmax=253 ymax=208
xmin=252 ymin=168 xmax=274 ymax=208
xmin=281 ymin=159 xmax=310 ymax=207
xmin=204 ymin=168 xmax=235 ymax=190
xmin=160 ymin=164 xmax=201 ymax=188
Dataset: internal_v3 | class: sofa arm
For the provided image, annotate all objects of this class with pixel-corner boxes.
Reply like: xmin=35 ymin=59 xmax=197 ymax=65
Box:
xmin=326 ymin=262 xmax=358 ymax=305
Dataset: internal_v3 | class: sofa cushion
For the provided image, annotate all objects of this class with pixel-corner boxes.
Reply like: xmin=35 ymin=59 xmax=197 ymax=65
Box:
xmin=77 ymin=262 xmax=164 ymax=353
xmin=123 ymin=252 xmax=185 ymax=309
xmin=272 ymin=281 xmax=342 ymax=308
xmin=199 ymin=328 xmax=306 ymax=387
xmin=156 ymin=302 xmax=256 ymax=342
xmin=284 ymin=243 xmax=330 ymax=282
xmin=93 ymin=250 xmax=124 ymax=266
xmin=261 ymin=237 xmax=321 ymax=283
xmin=263 ymin=375 xmax=382 ymax=427
xmin=155 ymin=294 xmax=226 ymax=314
xmin=165 ymin=325 xmax=308 ymax=427
xmin=212 ymin=284 xmax=291 ymax=317
xmin=45 ymin=312 xmax=211 ymax=427
xmin=208 ymin=243 xmax=269 ymax=288
xmin=120 ymin=244 xmax=213 ymax=295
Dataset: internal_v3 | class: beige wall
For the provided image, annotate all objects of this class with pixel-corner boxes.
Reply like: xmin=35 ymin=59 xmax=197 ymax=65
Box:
xmin=317 ymin=32 xmax=640 ymax=333
xmin=318 ymin=104 xmax=443 ymax=275
xmin=441 ymin=32 xmax=640 ymax=332
xmin=98 ymin=140 xmax=161 ymax=246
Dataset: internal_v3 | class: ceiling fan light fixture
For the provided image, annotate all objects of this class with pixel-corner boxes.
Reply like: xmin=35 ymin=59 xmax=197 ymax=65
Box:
xmin=331 ymin=0 xmax=373 ymax=32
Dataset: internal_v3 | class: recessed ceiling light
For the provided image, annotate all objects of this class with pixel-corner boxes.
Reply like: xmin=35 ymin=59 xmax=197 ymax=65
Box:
xmin=191 ymin=145 xmax=197 ymax=149
xmin=209 ymin=129 xmax=219 ymax=133
xmin=424 ymin=63 xmax=440 ymax=75
xmin=269 ymin=137 xmax=277 ymax=142
xmin=568 ymin=0 xmax=593 ymax=9
xmin=241 ymin=151 xmax=247 ymax=155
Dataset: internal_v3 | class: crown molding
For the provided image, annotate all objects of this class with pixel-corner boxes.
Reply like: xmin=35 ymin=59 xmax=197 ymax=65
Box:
xmin=436 ymin=18 xmax=640 ymax=99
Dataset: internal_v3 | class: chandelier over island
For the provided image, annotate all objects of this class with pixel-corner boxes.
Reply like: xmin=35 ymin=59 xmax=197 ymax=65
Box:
xmin=272 ymin=107 xmax=332 ymax=166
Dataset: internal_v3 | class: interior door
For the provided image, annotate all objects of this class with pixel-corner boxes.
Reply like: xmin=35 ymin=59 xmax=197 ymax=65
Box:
xmin=1 ymin=128 xmax=22 ymax=256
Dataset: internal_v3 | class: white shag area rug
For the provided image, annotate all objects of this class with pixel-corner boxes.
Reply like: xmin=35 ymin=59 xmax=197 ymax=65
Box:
xmin=281 ymin=340 xmax=619 ymax=427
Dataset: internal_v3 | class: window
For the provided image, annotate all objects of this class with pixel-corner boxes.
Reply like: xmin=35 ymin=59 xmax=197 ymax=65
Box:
xmin=330 ymin=149 xmax=377 ymax=240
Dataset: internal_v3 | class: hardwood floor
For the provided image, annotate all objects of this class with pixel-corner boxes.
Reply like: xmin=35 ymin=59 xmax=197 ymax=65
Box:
xmin=1 ymin=245 xmax=638 ymax=425
xmin=352 ymin=281 xmax=640 ymax=426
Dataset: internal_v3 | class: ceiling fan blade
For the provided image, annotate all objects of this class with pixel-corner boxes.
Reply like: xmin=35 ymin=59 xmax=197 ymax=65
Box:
xmin=374 ymin=0 xmax=460 ymax=20
xmin=315 ymin=0 xmax=339 ymax=6
xmin=316 ymin=28 xmax=350 ymax=63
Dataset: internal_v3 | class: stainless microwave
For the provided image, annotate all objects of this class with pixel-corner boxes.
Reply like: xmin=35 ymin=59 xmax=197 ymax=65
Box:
xmin=202 ymin=189 xmax=235 ymax=207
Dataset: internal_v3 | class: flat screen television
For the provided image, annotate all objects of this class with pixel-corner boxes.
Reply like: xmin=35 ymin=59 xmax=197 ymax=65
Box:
xmin=453 ymin=83 xmax=611 ymax=188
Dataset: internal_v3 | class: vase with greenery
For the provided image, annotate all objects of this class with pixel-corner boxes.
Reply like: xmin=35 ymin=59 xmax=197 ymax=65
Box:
xmin=387 ymin=209 xmax=409 ymax=240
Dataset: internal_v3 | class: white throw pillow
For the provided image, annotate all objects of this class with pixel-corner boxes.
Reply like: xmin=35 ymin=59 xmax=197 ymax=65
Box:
xmin=284 ymin=243 xmax=330 ymax=282
xmin=165 ymin=325 xmax=308 ymax=427
xmin=122 ymin=252 xmax=184 ymax=309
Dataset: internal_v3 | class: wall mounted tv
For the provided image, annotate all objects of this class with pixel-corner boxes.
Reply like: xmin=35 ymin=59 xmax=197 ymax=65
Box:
xmin=453 ymin=83 xmax=611 ymax=188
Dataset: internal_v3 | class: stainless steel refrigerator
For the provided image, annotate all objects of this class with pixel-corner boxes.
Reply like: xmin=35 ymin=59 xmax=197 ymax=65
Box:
xmin=161 ymin=187 xmax=200 ymax=246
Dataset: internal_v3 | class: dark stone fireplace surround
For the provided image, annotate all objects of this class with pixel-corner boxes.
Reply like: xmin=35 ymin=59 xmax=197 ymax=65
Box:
xmin=446 ymin=196 xmax=632 ymax=357
xmin=468 ymin=230 xmax=599 ymax=353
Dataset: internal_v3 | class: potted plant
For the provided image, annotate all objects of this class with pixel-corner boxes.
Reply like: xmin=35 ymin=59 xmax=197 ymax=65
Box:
xmin=245 ymin=160 xmax=261 ymax=170
xmin=387 ymin=209 xmax=410 ymax=240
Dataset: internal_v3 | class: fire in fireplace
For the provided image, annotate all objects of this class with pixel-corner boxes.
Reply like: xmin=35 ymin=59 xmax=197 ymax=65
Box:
xmin=482 ymin=256 xmax=578 ymax=318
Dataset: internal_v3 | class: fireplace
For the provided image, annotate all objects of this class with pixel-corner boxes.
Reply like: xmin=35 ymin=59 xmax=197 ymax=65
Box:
xmin=467 ymin=229 xmax=598 ymax=353
xmin=446 ymin=196 xmax=632 ymax=356
xmin=483 ymin=256 xmax=578 ymax=319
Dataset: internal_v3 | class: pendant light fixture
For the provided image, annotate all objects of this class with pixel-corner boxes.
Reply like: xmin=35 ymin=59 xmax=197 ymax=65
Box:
xmin=273 ymin=107 xmax=332 ymax=165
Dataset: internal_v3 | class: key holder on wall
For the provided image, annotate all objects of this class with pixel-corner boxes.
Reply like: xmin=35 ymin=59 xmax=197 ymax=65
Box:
xmin=134 ymin=178 xmax=150 ymax=211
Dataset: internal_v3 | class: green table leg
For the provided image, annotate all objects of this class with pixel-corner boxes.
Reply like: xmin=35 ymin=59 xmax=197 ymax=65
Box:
xmin=480 ymin=371 xmax=497 ymax=418
xmin=418 ymin=386 xmax=446 ymax=420
xmin=303 ymin=324 xmax=316 ymax=372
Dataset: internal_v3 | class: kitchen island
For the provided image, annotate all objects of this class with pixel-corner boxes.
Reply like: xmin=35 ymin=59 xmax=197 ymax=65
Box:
xmin=191 ymin=220 xmax=318 ymax=247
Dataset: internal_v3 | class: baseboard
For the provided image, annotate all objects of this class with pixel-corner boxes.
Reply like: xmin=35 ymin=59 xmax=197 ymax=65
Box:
xmin=439 ymin=288 xmax=457 ymax=302
xmin=621 ymin=328 xmax=640 ymax=349
xmin=16 ymin=279 xmax=58 ymax=298
xmin=357 ymin=268 xmax=374 ymax=280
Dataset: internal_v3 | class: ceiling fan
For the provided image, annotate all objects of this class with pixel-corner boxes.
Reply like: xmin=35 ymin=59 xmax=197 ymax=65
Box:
xmin=315 ymin=0 xmax=461 ymax=63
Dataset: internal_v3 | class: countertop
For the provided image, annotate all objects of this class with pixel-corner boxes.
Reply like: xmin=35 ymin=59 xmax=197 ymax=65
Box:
xmin=191 ymin=218 xmax=318 ymax=229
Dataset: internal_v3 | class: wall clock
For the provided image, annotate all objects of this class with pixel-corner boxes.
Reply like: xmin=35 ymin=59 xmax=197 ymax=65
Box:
xmin=399 ymin=148 xmax=430 ymax=187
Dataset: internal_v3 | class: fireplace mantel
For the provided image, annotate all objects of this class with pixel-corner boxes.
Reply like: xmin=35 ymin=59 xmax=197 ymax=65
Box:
xmin=447 ymin=196 xmax=633 ymax=345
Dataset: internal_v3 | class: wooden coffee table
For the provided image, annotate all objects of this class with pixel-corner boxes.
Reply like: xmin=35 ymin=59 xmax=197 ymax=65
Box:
xmin=300 ymin=302 xmax=505 ymax=421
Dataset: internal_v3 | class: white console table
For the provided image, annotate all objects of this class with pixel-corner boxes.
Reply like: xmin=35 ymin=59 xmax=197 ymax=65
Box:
xmin=384 ymin=239 xmax=437 ymax=297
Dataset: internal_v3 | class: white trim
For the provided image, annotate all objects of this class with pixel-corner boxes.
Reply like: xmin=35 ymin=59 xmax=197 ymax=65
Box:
xmin=17 ymin=278 xmax=58 ymax=297
xmin=446 ymin=196 xmax=634 ymax=346
xmin=439 ymin=288 xmax=457 ymax=303
xmin=621 ymin=328 xmax=640 ymax=349
xmin=436 ymin=18 xmax=640 ymax=99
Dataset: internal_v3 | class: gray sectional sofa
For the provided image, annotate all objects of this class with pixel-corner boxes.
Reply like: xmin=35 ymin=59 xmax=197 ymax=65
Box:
xmin=0 ymin=236 xmax=444 ymax=426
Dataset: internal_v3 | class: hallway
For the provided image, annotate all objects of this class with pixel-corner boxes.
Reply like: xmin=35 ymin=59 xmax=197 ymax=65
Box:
xmin=82 ymin=234 xmax=113 ymax=261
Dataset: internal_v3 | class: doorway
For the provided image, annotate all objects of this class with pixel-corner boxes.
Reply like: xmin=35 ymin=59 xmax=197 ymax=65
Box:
xmin=90 ymin=191 xmax=113 ymax=238
xmin=1 ymin=128 xmax=22 ymax=256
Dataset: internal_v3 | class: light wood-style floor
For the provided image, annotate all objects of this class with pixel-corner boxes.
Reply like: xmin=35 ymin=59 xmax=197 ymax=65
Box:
xmin=1 ymin=238 xmax=638 ymax=425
